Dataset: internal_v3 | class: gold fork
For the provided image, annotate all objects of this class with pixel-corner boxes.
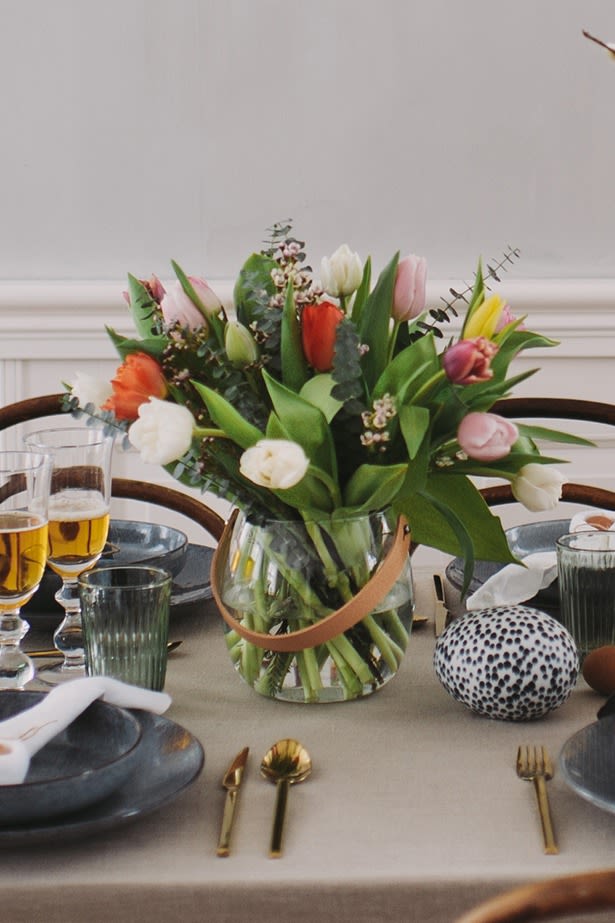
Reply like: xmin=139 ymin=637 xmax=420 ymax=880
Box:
xmin=516 ymin=745 xmax=558 ymax=855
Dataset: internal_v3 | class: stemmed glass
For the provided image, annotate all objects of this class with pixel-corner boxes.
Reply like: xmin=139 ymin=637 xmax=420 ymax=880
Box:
xmin=0 ymin=451 xmax=52 ymax=689
xmin=24 ymin=428 xmax=114 ymax=684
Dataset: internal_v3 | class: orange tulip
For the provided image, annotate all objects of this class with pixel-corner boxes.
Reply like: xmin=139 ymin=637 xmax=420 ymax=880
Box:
xmin=103 ymin=352 xmax=168 ymax=421
xmin=301 ymin=301 xmax=345 ymax=372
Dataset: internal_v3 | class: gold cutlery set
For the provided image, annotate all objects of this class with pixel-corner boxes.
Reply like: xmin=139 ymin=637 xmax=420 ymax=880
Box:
xmin=217 ymin=738 xmax=312 ymax=859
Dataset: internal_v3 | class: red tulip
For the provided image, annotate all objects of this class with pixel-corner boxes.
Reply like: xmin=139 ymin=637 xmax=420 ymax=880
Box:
xmin=301 ymin=301 xmax=345 ymax=372
xmin=103 ymin=352 xmax=168 ymax=421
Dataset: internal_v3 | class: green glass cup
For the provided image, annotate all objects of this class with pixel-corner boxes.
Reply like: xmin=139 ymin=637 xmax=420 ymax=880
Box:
xmin=79 ymin=566 xmax=172 ymax=691
xmin=556 ymin=531 xmax=615 ymax=660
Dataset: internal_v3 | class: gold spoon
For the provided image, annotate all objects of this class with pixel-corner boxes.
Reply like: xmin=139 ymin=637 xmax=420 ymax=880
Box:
xmin=260 ymin=738 xmax=312 ymax=858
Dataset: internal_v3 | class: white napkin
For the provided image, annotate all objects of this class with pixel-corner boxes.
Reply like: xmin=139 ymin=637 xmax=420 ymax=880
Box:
xmin=0 ymin=677 xmax=171 ymax=785
xmin=465 ymin=508 xmax=615 ymax=612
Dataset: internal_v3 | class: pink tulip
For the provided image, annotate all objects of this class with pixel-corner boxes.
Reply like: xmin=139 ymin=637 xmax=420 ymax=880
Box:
xmin=392 ymin=254 xmax=427 ymax=322
xmin=442 ymin=337 xmax=498 ymax=385
xmin=161 ymin=277 xmax=222 ymax=330
xmin=494 ymin=302 xmax=525 ymax=333
xmin=457 ymin=412 xmax=519 ymax=462
xmin=122 ymin=274 xmax=166 ymax=307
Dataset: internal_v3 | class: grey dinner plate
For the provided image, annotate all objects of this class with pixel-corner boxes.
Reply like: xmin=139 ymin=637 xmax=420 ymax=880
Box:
xmin=560 ymin=714 xmax=615 ymax=814
xmin=446 ymin=518 xmax=568 ymax=608
xmin=0 ymin=692 xmax=142 ymax=825
xmin=0 ymin=709 xmax=204 ymax=845
xmin=24 ymin=544 xmax=214 ymax=631
xmin=25 ymin=520 xmax=189 ymax=615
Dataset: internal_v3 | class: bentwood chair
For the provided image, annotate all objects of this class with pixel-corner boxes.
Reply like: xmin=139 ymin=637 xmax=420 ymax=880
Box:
xmin=455 ymin=869 xmax=615 ymax=922
xmin=0 ymin=393 xmax=225 ymax=542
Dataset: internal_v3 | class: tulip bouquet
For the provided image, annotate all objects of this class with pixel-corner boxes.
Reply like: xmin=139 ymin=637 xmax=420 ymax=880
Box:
xmin=65 ymin=223 xmax=586 ymax=701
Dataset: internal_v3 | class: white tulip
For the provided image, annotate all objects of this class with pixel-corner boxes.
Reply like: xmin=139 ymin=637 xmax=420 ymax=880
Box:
xmin=240 ymin=439 xmax=309 ymax=490
xmin=319 ymin=244 xmax=363 ymax=299
xmin=511 ymin=463 xmax=566 ymax=512
xmin=129 ymin=397 xmax=195 ymax=465
xmin=68 ymin=372 xmax=113 ymax=410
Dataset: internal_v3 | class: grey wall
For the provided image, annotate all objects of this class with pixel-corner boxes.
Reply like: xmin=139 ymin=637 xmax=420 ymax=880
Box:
xmin=0 ymin=0 xmax=613 ymax=283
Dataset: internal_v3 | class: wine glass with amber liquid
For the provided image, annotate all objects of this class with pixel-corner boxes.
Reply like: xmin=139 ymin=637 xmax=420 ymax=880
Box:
xmin=24 ymin=428 xmax=114 ymax=684
xmin=0 ymin=451 xmax=52 ymax=688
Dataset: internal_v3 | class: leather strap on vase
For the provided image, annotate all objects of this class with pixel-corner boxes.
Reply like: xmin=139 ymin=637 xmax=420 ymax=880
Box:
xmin=210 ymin=511 xmax=411 ymax=653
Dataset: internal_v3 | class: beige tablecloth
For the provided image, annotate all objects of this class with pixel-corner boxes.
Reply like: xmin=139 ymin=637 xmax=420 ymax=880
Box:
xmin=4 ymin=567 xmax=615 ymax=923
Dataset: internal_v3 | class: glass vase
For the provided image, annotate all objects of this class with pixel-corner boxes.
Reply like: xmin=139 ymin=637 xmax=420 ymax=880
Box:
xmin=217 ymin=508 xmax=414 ymax=703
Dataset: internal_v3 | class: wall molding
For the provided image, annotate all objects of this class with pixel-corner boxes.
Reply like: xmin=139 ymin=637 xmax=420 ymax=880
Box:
xmin=0 ymin=277 xmax=613 ymax=360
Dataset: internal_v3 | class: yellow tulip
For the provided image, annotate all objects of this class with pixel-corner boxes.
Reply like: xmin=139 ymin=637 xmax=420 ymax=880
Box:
xmin=463 ymin=293 xmax=506 ymax=340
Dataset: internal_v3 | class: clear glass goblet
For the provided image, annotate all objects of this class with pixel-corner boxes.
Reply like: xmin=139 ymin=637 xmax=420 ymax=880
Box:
xmin=0 ymin=451 xmax=52 ymax=689
xmin=24 ymin=428 xmax=114 ymax=684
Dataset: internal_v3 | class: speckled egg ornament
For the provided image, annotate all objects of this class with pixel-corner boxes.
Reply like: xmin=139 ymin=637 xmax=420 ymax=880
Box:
xmin=433 ymin=605 xmax=579 ymax=721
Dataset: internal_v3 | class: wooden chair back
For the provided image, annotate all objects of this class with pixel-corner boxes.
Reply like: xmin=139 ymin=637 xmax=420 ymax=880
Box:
xmin=0 ymin=393 xmax=225 ymax=541
xmin=455 ymin=869 xmax=615 ymax=921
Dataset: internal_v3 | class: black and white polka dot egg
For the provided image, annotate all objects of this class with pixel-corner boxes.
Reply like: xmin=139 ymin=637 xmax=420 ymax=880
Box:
xmin=433 ymin=605 xmax=579 ymax=721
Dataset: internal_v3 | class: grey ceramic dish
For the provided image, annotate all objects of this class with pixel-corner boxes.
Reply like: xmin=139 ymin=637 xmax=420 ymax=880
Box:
xmin=0 ymin=708 xmax=204 ymax=845
xmin=446 ymin=518 xmax=568 ymax=608
xmin=0 ymin=692 xmax=143 ymax=825
xmin=25 ymin=519 xmax=189 ymax=614
xmin=560 ymin=714 xmax=615 ymax=815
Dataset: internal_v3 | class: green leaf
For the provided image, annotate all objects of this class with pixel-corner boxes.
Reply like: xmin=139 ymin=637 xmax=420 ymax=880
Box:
xmin=343 ymin=463 xmax=407 ymax=510
xmin=397 ymin=473 xmax=516 ymax=564
xmin=358 ymin=251 xmax=399 ymax=390
xmin=271 ymin=465 xmax=336 ymax=516
xmin=265 ymin=413 xmax=290 ymax=440
xmin=460 ymin=368 xmax=539 ymax=406
xmin=350 ymin=256 xmax=372 ymax=326
xmin=281 ymin=282 xmax=308 ymax=391
xmin=233 ymin=252 xmax=278 ymax=327
xmin=460 ymin=258 xmax=486 ymax=336
xmin=105 ymin=325 xmax=167 ymax=360
xmin=262 ymin=369 xmax=337 ymax=477
xmin=516 ymin=423 xmax=595 ymax=447
xmin=373 ymin=332 xmax=439 ymax=402
xmin=192 ymin=381 xmax=263 ymax=448
xmin=330 ymin=319 xmax=365 ymax=405
xmin=448 ymin=453 xmax=568 ymax=479
xmin=126 ymin=274 xmax=160 ymax=339
xmin=300 ymin=374 xmax=344 ymax=422
xmin=399 ymin=405 xmax=430 ymax=459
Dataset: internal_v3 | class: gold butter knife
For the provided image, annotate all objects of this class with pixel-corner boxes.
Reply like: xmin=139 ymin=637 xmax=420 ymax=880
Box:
xmin=217 ymin=746 xmax=249 ymax=857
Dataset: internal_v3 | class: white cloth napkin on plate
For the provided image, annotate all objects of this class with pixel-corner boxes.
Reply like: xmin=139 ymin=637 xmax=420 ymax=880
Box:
xmin=465 ymin=508 xmax=615 ymax=612
xmin=0 ymin=677 xmax=171 ymax=785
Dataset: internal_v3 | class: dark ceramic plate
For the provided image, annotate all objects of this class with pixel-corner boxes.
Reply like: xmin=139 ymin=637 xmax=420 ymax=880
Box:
xmin=0 ymin=691 xmax=142 ymax=825
xmin=560 ymin=714 xmax=615 ymax=814
xmin=446 ymin=519 xmax=568 ymax=608
xmin=169 ymin=544 xmax=214 ymax=608
xmin=24 ymin=520 xmax=190 ymax=615
xmin=0 ymin=708 xmax=204 ymax=845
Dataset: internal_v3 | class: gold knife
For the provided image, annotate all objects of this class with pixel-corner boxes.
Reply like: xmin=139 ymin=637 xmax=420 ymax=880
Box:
xmin=217 ymin=746 xmax=249 ymax=857
xmin=433 ymin=573 xmax=449 ymax=637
